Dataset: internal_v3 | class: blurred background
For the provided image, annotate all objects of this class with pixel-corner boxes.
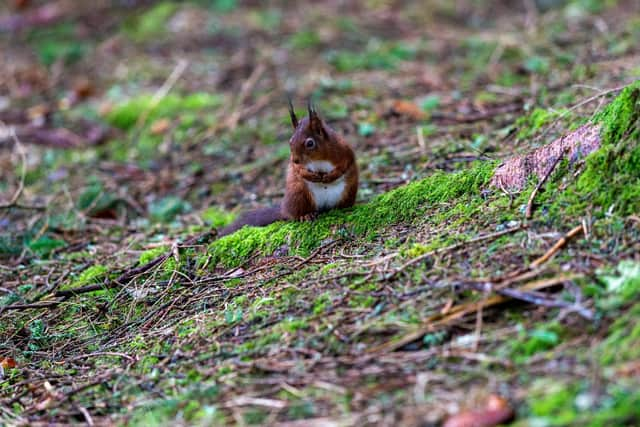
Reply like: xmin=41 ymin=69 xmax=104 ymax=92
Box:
xmin=1 ymin=0 xmax=639 ymax=256
xmin=2 ymin=2 xmax=640 ymax=425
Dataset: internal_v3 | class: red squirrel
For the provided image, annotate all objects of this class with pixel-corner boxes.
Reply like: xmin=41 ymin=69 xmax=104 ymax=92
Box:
xmin=219 ymin=99 xmax=358 ymax=236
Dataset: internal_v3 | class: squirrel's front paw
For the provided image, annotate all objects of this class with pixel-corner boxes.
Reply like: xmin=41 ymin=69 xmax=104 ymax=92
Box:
xmin=298 ymin=212 xmax=318 ymax=222
xmin=309 ymin=171 xmax=327 ymax=182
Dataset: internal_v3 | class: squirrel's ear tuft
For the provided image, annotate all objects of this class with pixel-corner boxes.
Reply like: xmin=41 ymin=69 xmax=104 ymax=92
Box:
xmin=307 ymin=98 xmax=320 ymax=122
xmin=287 ymin=95 xmax=298 ymax=129
xmin=307 ymin=97 xmax=327 ymax=137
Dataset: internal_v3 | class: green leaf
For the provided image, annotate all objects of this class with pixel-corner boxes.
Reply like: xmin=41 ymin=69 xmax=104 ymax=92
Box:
xmin=201 ymin=207 xmax=236 ymax=228
xmin=524 ymin=56 xmax=550 ymax=74
xmin=149 ymin=196 xmax=191 ymax=223
xmin=357 ymin=122 xmax=376 ymax=137
xmin=421 ymin=95 xmax=441 ymax=112
xmin=27 ymin=236 xmax=66 ymax=257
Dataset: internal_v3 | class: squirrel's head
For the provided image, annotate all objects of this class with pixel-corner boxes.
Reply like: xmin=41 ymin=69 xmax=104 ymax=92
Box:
xmin=287 ymin=98 xmax=337 ymax=166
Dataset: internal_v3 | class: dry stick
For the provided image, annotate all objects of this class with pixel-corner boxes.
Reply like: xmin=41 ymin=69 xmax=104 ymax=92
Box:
xmin=370 ymin=273 xmax=581 ymax=354
xmin=525 ymin=148 xmax=567 ymax=219
xmin=130 ymin=59 xmax=188 ymax=144
xmin=53 ymin=252 xmax=170 ymax=299
xmin=385 ymin=225 xmax=524 ymax=280
xmin=464 ymin=281 xmax=593 ymax=319
xmin=0 ymin=123 xmax=26 ymax=209
xmin=530 ymin=224 xmax=584 ymax=268
xmin=0 ymin=301 xmax=62 ymax=312
xmin=63 ymin=351 xmax=136 ymax=364
xmin=495 ymin=223 xmax=585 ymax=285
xmin=75 ymin=406 xmax=94 ymax=427
xmin=497 ymin=286 xmax=593 ymax=319
xmin=539 ymin=83 xmax=628 ymax=139
xmin=225 ymin=62 xmax=267 ymax=130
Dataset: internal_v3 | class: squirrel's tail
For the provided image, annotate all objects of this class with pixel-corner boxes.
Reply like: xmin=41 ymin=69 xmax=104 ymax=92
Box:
xmin=218 ymin=205 xmax=283 ymax=237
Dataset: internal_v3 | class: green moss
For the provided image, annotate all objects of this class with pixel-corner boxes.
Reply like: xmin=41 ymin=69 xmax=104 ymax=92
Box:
xmin=288 ymin=29 xmax=321 ymax=49
xmin=555 ymin=82 xmax=640 ymax=216
xmin=243 ymin=408 xmax=269 ymax=425
xmin=523 ymin=380 xmax=640 ymax=427
xmin=236 ymin=331 xmax=281 ymax=354
xmin=312 ymin=293 xmax=332 ymax=315
xmin=327 ymin=40 xmax=416 ymax=72
xmin=106 ymin=93 xmax=223 ymax=130
xmin=128 ymin=385 xmax=223 ymax=427
xmin=139 ymin=247 xmax=168 ymax=265
xmin=70 ymin=264 xmax=108 ymax=288
xmin=598 ymin=302 xmax=640 ymax=365
xmin=136 ymin=246 xmax=182 ymax=278
xmin=401 ymin=238 xmax=447 ymax=258
xmin=123 ymin=2 xmax=178 ymax=42
xmin=593 ymin=82 xmax=640 ymax=145
xmin=596 ymin=260 xmax=640 ymax=310
xmin=208 ymin=162 xmax=495 ymax=268
xmin=201 ymin=207 xmax=236 ymax=228
xmin=27 ymin=236 xmax=66 ymax=257
xmin=516 ymin=107 xmax=566 ymax=140
xmin=508 ymin=323 xmax=564 ymax=363
xmin=278 ymin=317 xmax=309 ymax=333
xmin=348 ymin=294 xmax=376 ymax=308
xmin=527 ymin=381 xmax=579 ymax=425
xmin=28 ymin=23 xmax=88 ymax=67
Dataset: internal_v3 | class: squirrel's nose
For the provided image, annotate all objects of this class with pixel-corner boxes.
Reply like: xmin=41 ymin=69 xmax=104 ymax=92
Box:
xmin=292 ymin=158 xmax=301 ymax=164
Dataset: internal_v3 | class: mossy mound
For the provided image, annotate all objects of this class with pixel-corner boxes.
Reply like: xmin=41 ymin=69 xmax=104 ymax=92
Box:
xmin=558 ymin=81 xmax=640 ymax=216
xmin=208 ymin=162 xmax=495 ymax=267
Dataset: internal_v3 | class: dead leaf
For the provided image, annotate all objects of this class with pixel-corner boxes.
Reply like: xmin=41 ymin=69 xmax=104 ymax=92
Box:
xmin=26 ymin=103 xmax=50 ymax=126
xmin=442 ymin=394 xmax=514 ymax=427
xmin=150 ymin=118 xmax=171 ymax=135
xmin=73 ymin=77 xmax=93 ymax=99
xmin=441 ymin=298 xmax=454 ymax=315
xmin=1 ymin=357 xmax=17 ymax=369
xmin=390 ymin=100 xmax=426 ymax=120
xmin=11 ymin=0 xmax=30 ymax=10
xmin=616 ymin=360 xmax=640 ymax=377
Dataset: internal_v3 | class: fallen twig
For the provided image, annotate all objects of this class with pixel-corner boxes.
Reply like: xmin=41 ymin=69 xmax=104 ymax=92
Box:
xmin=370 ymin=273 xmax=583 ymax=353
xmin=225 ymin=62 xmax=268 ymax=130
xmin=0 ymin=123 xmax=26 ymax=209
xmin=63 ymin=352 xmax=136 ymax=364
xmin=0 ymin=301 xmax=62 ymax=312
xmin=525 ymin=148 xmax=567 ymax=219
xmin=464 ymin=280 xmax=593 ymax=319
xmin=134 ymin=58 xmax=189 ymax=132
xmin=53 ymin=252 xmax=170 ymax=298
xmin=530 ymin=224 xmax=584 ymax=268
xmin=12 ymin=124 xmax=109 ymax=148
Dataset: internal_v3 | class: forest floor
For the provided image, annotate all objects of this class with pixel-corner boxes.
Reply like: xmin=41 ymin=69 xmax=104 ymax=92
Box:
xmin=1 ymin=0 xmax=640 ymax=426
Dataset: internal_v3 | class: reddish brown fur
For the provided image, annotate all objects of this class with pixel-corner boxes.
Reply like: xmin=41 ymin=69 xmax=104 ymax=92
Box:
xmin=219 ymin=102 xmax=358 ymax=235
xmin=282 ymin=114 xmax=358 ymax=219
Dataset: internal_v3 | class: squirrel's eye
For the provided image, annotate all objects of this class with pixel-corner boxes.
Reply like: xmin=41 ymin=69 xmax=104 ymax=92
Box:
xmin=304 ymin=138 xmax=316 ymax=149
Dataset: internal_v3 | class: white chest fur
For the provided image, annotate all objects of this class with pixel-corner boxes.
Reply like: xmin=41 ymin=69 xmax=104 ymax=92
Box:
xmin=304 ymin=161 xmax=345 ymax=210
